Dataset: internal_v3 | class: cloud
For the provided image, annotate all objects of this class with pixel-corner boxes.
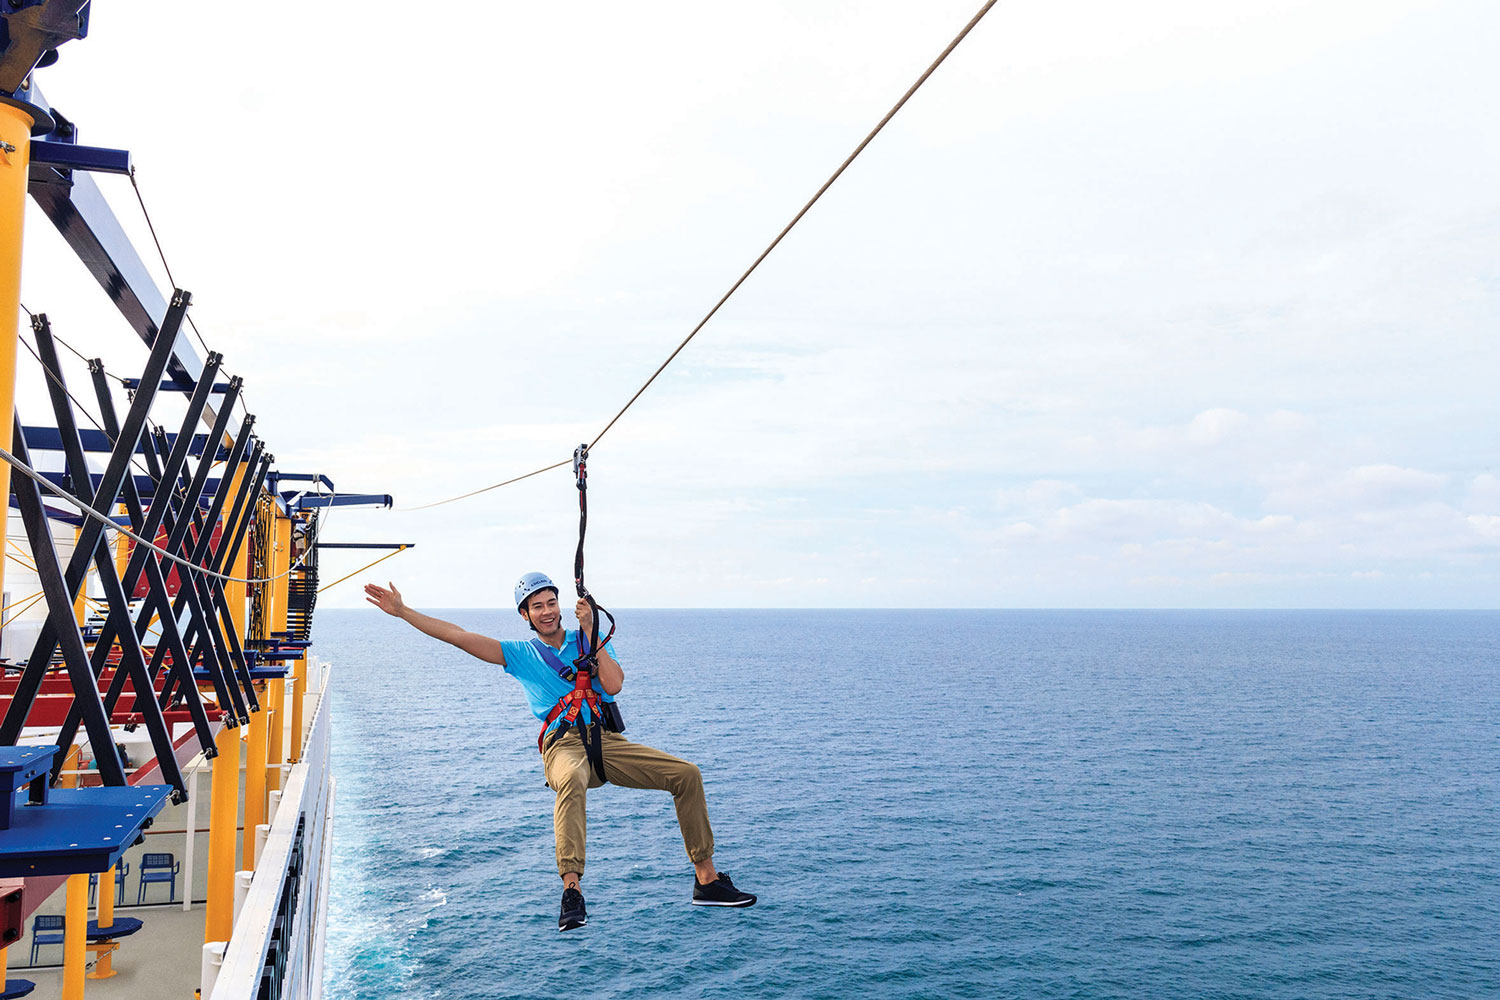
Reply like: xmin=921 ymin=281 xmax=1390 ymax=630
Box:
xmin=1465 ymin=474 xmax=1500 ymax=513
xmin=1262 ymin=464 xmax=1450 ymax=513
xmin=18 ymin=2 xmax=1500 ymax=610
xmin=1187 ymin=408 xmax=1251 ymax=444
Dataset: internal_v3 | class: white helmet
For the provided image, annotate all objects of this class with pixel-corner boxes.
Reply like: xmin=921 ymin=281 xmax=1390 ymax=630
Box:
xmin=514 ymin=571 xmax=559 ymax=611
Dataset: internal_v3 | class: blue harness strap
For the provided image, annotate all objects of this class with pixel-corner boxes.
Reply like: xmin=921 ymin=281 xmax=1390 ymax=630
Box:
xmin=530 ymin=638 xmax=577 ymax=680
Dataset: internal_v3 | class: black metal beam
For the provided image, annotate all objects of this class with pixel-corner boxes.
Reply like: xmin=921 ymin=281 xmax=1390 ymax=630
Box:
xmin=148 ymin=405 xmax=252 ymax=723
xmin=0 ymin=291 xmax=184 ymax=748
xmin=30 ymin=317 xmax=184 ymax=796
xmin=316 ymin=543 xmax=413 ymax=550
xmin=27 ymin=154 xmax=213 ymax=394
xmin=174 ymin=438 xmax=263 ymax=715
xmin=2 ymin=421 xmax=125 ymax=784
xmin=89 ymin=360 xmax=216 ymax=757
xmin=136 ymin=424 xmax=241 ymax=726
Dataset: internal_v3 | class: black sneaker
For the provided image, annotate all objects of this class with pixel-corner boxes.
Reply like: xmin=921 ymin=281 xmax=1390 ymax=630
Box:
xmin=558 ymin=887 xmax=587 ymax=931
xmin=692 ymin=872 xmax=757 ymax=907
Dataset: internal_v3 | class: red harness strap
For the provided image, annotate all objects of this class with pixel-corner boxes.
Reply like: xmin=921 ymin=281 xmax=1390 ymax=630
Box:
xmin=537 ymin=667 xmax=604 ymax=753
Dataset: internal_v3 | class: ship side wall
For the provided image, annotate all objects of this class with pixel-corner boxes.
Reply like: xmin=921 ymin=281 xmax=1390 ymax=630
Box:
xmin=214 ymin=660 xmax=334 ymax=999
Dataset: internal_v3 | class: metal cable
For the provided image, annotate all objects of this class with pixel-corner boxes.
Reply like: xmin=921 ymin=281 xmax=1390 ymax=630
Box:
xmin=590 ymin=0 xmax=999 ymax=449
xmin=17 ymin=330 xmax=160 ymax=485
xmin=127 ymin=168 xmax=212 ymax=358
xmin=393 ymin=0 xmax=998 ymax=510
xmin=393 ymin=459 xmax=570 ymax=512
xmin=20 ymin=306 xmax=243 ymax=505
xmin=127 ymin=169 xmax=256 ymax=418
xmin=52 ymin=329 xmax=128 ymax=386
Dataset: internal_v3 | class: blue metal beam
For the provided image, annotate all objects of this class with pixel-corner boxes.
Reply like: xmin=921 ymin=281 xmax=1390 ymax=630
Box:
xmin=271 ymin=472 xmax=335 ymax=490
xmin=29 ymin=139 xmax=128 ymax=174
xmin=285 ymin=493 xmax=393 ymax=510
xmin=121 ymin=378 xmax=233 ymax=393
xmin=21 ymin=425 xmax=232 ymax=459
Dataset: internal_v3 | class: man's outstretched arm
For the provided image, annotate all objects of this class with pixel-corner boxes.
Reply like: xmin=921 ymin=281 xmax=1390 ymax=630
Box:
xmin=365 ymin=582 xmax=505 ymax=666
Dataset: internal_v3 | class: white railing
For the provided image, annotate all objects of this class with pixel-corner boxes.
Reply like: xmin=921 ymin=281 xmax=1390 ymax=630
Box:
xmin=212 ymin=662 xmax=334 ymax=998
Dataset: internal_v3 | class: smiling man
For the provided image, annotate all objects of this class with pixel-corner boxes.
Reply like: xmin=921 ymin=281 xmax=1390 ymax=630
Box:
xmin=363 ymin=572 xmax=755 ymax=930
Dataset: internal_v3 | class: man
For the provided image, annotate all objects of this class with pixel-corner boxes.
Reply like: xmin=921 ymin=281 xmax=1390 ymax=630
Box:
xmin=363 ymin=572 xmax=755 ymax=930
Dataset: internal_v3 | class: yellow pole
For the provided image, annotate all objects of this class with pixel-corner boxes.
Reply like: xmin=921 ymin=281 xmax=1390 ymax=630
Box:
xmin=266 ymin=677 xmax=284 ymax=792
xmin=271 ymin=515 xmax=291 ymax=634
xmin=0 ymin=100 xmax=35 ymax=607
xmin=289 ymin=654 xmax=306 ymax=763
xmin=62 ymin=872 xmax=87 ymax=1000
xmin=59 ymin=744 xmax=80 ymax=789
xmin=205 ymin=723 xmax=240 ymax=942
xmin=242 ymin=687 xmax=267 ymax=869
xmin=72 ymin=528 xmax=87 ymax=627
xmin=88 ymin=863 xmax=117 ymax=977
xmin=0 ymin=942 xmax=7 ymax=987
xmin=115 ymin=505 xmax=130 ymax=579
xmin=97 ymin=864 xmax=115 ymax=925
xmin=220 ymin=469 xmax=250 ymax=638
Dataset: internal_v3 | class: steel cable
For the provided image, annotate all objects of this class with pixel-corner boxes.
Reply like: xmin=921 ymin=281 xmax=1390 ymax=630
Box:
xmin=394 ymin=0 xmax=999 ymax=510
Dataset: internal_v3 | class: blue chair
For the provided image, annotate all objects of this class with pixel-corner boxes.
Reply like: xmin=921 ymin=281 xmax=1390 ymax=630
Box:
xmin=88 ymin=863 xmax=129 ymax=907
xmin=137 ymin=853 xmax=180 ymax=904
xmin=28 ymin=914 xmax=64 ymax=964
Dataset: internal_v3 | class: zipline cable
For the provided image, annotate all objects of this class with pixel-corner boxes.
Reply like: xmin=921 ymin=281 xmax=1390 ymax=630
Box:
xmin=394 ymin=0 xmax=999 ymax=511
xmin=394 ymin=460 xmax=570 ymax=512
xmin=589 ymin=0 xmax=999 ymax=451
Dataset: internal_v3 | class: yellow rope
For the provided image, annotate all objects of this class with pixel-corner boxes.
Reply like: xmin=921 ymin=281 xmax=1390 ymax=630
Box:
xmin=0 ymin=590 xmax=43 ymax=614
xmin=317 ymin=545 xmax=409 ymax=594
xmin=0 ymin=592 xmax=46 ymax=628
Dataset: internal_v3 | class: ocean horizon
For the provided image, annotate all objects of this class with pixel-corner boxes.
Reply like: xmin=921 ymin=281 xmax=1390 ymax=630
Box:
xmin=322 ymin=608 xmax=1498 ymax=999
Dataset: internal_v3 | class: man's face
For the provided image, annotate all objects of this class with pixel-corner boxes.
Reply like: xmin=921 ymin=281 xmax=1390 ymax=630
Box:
xmin=524 ymin=591 xmax=562 ymax=634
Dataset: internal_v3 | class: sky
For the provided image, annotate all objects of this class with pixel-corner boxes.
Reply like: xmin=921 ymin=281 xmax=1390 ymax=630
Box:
xmin=10 ymin=0 xmax=1499 ymax=609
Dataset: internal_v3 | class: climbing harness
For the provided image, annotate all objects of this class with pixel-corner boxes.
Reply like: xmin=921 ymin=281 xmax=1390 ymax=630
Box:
xmin=532 ymin=636 xmax=616 ymax=783
xmin=535 ymin=445 xmax=622 ymax=783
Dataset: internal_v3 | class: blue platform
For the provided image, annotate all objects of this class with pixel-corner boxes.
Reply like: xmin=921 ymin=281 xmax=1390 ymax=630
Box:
xmin=0 ymin=785 xmax=172 ymax=878
xmin=0 ymin=979 xmax=35 ymax=998
xmin=86 ymin=917 xmax=143 ymax=940
xmin=194 ymin=665 xmax=288 ymax=681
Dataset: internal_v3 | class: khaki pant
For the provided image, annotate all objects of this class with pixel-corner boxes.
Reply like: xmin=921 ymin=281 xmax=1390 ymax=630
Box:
xmin=541 ymin=728 xmax=715 ymax=877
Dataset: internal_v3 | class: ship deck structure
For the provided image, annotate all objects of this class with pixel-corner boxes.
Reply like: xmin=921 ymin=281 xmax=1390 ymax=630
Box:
xmin=0 ymin=4 xmax=390 ymax=997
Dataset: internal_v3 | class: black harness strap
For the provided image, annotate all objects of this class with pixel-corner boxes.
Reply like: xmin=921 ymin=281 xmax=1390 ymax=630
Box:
xmin=572 ymin=444 xmax=616 ymax=784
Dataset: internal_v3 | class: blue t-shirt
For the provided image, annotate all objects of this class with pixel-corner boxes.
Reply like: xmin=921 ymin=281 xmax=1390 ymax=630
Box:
xmin=499 ymin=629 xmax=619 ymax=735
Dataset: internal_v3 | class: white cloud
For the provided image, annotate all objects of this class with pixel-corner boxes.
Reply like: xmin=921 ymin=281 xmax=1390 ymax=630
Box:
xmin=1465 ymin=475 xmax=1500 ymax=513
xmin=1263 ymin=464 xmax=1450 ymax=513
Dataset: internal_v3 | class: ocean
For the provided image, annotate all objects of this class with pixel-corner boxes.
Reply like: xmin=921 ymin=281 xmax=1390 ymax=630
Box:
xmin=318 ymin=609 xmax=1499 ymax=999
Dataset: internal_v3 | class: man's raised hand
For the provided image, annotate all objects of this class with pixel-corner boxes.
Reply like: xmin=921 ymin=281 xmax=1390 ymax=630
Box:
xmin=575 ymin=596 xmax=593 ymax=633
xmin=364 ymin=581 xmax=406 ymax=617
